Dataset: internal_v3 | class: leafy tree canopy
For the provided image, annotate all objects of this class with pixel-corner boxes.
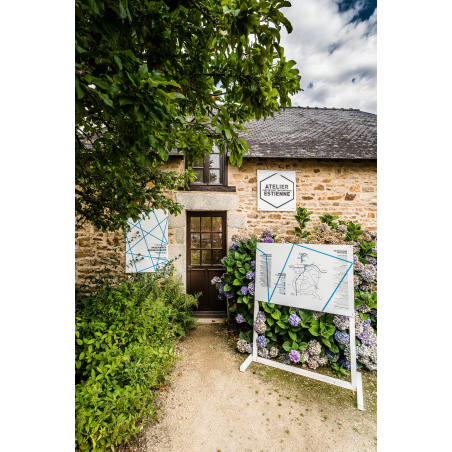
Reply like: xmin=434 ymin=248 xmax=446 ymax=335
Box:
xmin=76 ymin=0 xmax=301 ymax=232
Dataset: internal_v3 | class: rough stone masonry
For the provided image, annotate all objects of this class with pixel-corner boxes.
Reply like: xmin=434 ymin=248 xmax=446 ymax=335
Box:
xmin=75 ymin=156 xmax=376 ymax=287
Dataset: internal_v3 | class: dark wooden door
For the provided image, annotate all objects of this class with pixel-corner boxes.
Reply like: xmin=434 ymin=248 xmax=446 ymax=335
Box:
xmin=187 ymin=212 xmax=226 ymax=314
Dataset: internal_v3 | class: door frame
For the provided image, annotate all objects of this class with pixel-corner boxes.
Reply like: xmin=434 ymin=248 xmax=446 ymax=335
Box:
xmin=186 ymin=211 xmax=227 ymax=313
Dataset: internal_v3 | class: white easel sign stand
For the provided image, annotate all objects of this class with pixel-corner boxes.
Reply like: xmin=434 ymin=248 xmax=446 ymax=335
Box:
xmin=239 ymin=243 xmax=364 ymax=411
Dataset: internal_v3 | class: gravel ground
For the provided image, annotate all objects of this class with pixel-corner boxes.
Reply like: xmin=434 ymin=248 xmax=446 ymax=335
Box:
xmin=118 ymin=324 xmax=377 ymax=452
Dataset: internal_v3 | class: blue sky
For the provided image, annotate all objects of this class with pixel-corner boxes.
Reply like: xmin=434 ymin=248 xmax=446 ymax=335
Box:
xmin=281 ymin=0 xmax=377 ymax=114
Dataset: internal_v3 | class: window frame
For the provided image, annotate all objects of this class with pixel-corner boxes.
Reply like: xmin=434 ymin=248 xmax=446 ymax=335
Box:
xmin=185 ymin=146 xmax=231 ymax=190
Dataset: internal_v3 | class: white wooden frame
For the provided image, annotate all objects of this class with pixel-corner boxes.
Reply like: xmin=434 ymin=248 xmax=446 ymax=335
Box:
xmin=240 ymin=299 xmax=364 ymax=411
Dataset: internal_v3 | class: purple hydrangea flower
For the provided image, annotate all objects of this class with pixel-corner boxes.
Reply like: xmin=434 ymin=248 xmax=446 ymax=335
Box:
xmin=218 ymin=294 xmax=225 ymax=300
xmin=288 ymin=314 xmax=301 ymax=327
xmin=262 ymin=228 xmax=274 ymax=238
xmin=247 ymin=281 xmax=255 ymax=296
xmin=334 ymin=330 xmax=350 ymax=345
xmin=288 ymin=350 xmax=300 ymax=363
xmin=225 ymin=292 xmax=235 ymax=299
xmin=236 ymin=314 xmax=244 ymax=324
xmin=250 ymin=260 xmax=256 ymax=268
xmin=256 ymin=335 xmax=267 ymax=348
xmin=341 ymin=359 xmax=358 ymax=370
xmin=240 ymin=286 xmax=248 ymax=296
xmin=229 ymin=242 xmax=238 ymax=251
xmin=246 ymin=271 xmax=255 ymax=280
xmin=262 ymin=237 xmax=274 ymax=243
xmin=219 ymin=284 xmax=224 ymax=294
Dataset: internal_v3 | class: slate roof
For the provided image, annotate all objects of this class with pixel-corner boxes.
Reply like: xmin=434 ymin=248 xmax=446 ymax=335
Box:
xmin=239 ymin=107 xmax=376 ymax=159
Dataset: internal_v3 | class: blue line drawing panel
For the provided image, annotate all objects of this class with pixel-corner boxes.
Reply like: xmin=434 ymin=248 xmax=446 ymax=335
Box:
xmin=125 ymin=210 xmax=169 ymax=273
xmin=255 ymin=243 xmax=354 ymax=316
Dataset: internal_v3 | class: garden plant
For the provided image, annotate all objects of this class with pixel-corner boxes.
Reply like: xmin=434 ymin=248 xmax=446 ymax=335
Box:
xmin=212 ymin=210 xmax=377 ymax=377
xmin=75 ymin=266 xmax=199 ymax=451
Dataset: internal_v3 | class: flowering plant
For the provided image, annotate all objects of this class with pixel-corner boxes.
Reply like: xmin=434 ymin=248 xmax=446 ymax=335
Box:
xmin=214 ymin=213 xmax=377 ymax=373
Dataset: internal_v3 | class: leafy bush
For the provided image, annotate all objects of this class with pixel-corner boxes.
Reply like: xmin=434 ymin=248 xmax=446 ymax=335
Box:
xmin=214 ymin=214 xmax=377 ymax=375
xmin=75 ymin=269 xmax=198 ymax=451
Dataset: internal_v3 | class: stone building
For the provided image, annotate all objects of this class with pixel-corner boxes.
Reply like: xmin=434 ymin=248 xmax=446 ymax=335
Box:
xmin=75 ymin=106 xmax=376 ymax=317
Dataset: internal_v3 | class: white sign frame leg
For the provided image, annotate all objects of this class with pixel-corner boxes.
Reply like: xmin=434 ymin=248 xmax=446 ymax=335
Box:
xmin=240 ymin=299 xmax=364 ymax=411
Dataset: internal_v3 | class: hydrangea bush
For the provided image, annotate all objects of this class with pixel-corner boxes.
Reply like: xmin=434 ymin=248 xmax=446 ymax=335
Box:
xmin=212 ymin=214 xmax=377 ymax=375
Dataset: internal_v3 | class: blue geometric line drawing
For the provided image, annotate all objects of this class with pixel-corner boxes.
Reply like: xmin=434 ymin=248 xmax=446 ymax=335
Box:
xmin=126 ymin=210 xmax=168 ymax=273
xmin=321 ymin=262 xmax=353 ymax=312
xmin=257 ymin=243 xmax=353 ymax=311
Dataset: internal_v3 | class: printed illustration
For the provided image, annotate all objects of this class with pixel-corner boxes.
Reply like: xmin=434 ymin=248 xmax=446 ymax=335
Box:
xmin=289 ymin=252 xmax=327 ymax=299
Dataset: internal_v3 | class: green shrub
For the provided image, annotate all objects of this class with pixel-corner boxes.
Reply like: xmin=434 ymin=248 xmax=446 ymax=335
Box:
xmin=217 ymin=215 xmax=378 ymax=373
xmin=75 ymin=269 xmax=199 ymax=451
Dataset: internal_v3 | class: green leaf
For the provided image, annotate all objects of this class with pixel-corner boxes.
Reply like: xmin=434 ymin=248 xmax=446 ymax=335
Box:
xmin=98 ymin=92 xmax=113 ymax=107
xmin=309 ymin=326 xmax=320 ymax=337
xmin=291 ymin=342 xmax=298 ymax=350
xmin=329 ymin=343 xmax=339 ymax=353
xmin=288 ymin=330 xmax=297 ymax=341
xmin=282 ymin=341 xmax=292 ymax=352
xmin=298 ymin=342 xmax=308 ymax=351
xmin=267 ymin=317 xmax=274 ymax=327
xmin=276 ymin=320 xmax=287 ymax=329
xmin=271 ymin=309 xmax=281 ymax=320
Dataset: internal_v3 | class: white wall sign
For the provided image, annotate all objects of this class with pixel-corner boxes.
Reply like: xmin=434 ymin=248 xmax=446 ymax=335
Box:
xmin=255 ymin=243 xmax=354 ymax=317
xmin=240 ymin=243 xmax=363 ymax=411
xmin=125 ymin=210 xmax=168 ymax=273
xmin=257 ymin=170 xmax=296 ymax=211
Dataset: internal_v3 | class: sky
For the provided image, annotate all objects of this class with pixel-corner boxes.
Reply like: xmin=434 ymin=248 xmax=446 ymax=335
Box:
xmin=280 ymin=0 xmax=377 ymax=114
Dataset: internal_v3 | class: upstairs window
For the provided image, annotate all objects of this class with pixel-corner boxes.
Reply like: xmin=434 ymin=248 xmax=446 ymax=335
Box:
xmin=188 ymin=145 xmax=228 ymax=187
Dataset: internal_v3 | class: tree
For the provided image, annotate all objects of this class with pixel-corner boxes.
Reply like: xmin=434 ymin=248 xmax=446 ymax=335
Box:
xmin=76 ymin=0 xmax=301 ymax=232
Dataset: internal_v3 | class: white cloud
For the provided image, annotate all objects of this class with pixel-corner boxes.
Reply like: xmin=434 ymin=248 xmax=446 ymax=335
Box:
xmin=280 ymin=1 xmax=377 ymax=113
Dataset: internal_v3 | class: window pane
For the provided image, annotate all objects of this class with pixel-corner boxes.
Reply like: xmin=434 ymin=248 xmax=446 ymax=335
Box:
xmin=193 ymin=158 xmax=204 ymax=166
xmin=212 ymin=250 xmax=223 ymax=264
xmin=201 ymin=217 xmax=211 ymax=231
xmin=202 ymin=250 xmax=212 ymax=265
xmin=191 ymin=217 xmax=200 ymax=232
xmin=212 ymin=145 xmax=219 ymax=153
xmin=192 ymin=169 xmax=204 ymax=183
xmin=191 ymin=233 xmax=200 ymax=248
xmin=212 ymin=233 xmax=222 ymax=248
xmin=201 ymin=233 xmax=211 ymax=248
xmin=212 ymin=217 xmax=222 ymax=232
xmin=209 ymin=169 xmax=220 ymax=183
xmin=191 ymin=250 xmax=200 ymax=265
xmin=209 ymin=154 xmax=220 ymax=167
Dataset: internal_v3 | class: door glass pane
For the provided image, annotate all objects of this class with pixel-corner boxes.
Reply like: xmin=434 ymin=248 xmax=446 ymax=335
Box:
xmin=209 ymin=169 xmax=220 ymax=183
xmin=202 ymin=250 xmax=212 ymax=265
xmin=191 ymin=233 xmax=200 ymax=248
xmin=193 ymin=169 xmax=204 ymax=183
xmin=201 ymin=233 xmax=211 ymax=248
xmin=191 ymin=217 xmax=200 ymax=232
xmin=212 ymin=250 xmax=223 ymax=264
xmin=201 ymin=217 xmax=211 ymax=231
xmin=193 ymin=158 xmax=204 ymax=166
xmin=209 ymin=154 xmax=220 ymax=167
xmin=191 ymin=250 xmax=200 ymax=265
xmin=212 ymin=217 xmax=222 ymax=232
xmin=212 ymin=233 xmax=222 ymax=248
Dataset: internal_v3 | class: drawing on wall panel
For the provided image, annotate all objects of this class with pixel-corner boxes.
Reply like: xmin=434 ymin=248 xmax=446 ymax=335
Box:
xmin=289 ymin=252 xmax=327 ymax=300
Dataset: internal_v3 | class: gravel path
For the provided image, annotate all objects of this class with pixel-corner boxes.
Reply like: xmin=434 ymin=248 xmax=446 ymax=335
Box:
xmin=120 ymin=324 xmax=377 ymax=452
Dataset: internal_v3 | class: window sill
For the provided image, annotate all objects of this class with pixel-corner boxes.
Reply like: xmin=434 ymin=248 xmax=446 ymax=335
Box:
xmin=178 ymin=185 xmax=237 ymax=192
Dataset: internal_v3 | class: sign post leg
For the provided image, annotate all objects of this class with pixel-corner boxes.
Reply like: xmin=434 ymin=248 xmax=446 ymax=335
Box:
xmin=356 ymin=372 xmax=364 ymax=411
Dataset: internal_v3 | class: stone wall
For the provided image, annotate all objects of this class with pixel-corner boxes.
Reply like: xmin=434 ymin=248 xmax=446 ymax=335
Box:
xmin=75 ymin=156 xmax=376 ymax=287
xmin=229 ymin=158 xmax=377 ymax=238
